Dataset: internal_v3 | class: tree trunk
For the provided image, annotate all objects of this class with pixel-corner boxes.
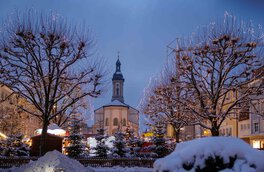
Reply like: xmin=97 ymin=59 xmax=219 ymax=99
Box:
xmin=175 ymin=128 xmax=181 ymax=143
xmin=40 ymin=119 xmax=49 ymax=156
xmin=211 ymin=122 xmax=219 ymax=136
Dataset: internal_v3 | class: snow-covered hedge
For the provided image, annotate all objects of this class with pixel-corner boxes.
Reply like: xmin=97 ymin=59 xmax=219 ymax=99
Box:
xmin=8 ymin=150 xmax=94 ymax=172
xmin=154 ymin=137 xmax=264 ymax=172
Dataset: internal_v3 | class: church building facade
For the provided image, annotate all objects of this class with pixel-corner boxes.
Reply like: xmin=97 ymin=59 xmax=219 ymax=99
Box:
xmin=92 ymin=57 xmax=139 ymax=136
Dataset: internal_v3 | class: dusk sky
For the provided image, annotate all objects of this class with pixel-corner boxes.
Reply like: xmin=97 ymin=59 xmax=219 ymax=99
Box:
xmin=1 ymin=0 xmax=264 ymax=130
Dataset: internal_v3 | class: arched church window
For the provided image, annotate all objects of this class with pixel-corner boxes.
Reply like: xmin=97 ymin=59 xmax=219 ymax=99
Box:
xmin=105 ymin=118 xmax=109 ymax=126
xmin=113 ymin=118 xmax=118 ymax=126
xmin=122 ymin=118 xmax=126 ymax=126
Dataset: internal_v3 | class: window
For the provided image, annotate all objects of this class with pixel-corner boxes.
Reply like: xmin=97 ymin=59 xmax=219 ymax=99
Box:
xmin=229 ymin=128 xmax=232 ymax=136
xmin=122 ymin=118 xmax=126 ymax=126
xmin=113 ymin=118 xmax=118 ymax=126
xmin=116 ymin=83 xmax=120 ymax=96
xmin=247 ymin=124 xmax=250 ymax=130
xmin=116 ymin=88 xmax=119 ymax=96
xmin=254 ymin=123 xmax=259 ymax=133
xmin=105 ymin=118 xmax=109 ymax=126
xmin=241 ymin=124 xmax=244 ymax=130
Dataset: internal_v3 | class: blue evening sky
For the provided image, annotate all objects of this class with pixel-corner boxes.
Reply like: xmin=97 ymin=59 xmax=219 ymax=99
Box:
xmin=1 ymin=0 xmax=264 ymax=130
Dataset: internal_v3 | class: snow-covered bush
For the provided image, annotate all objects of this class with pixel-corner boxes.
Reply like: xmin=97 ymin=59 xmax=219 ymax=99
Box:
xmin=154 ymin=137 xmax=264 ymax=172
xmin=0 ymin=134 xmax=30 ymax=157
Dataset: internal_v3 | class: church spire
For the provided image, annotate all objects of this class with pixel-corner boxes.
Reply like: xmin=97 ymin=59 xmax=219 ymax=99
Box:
xmin=112 ymin=52 xmax=125 ymax=103
xmin=116 ymin=52 xmax=121 ymax=72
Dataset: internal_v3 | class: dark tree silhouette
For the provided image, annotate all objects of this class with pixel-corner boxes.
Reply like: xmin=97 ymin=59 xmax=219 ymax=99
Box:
xmin=0 ymin=11 xmax=105 ymax=155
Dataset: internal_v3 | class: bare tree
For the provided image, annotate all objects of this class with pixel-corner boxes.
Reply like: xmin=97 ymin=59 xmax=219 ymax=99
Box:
xmin=0 ymin=11 xmax=105 ymax=155
xmin=173 ymin=14 xmax=264 ymax=136
xmin=140 ymin=69 xmax=194 ymax=142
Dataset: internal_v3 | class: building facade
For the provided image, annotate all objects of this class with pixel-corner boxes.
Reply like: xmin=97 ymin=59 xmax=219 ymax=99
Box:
xmin=248 ymin=66 xmax=264 ymax=149
xmin=92 ymin=57 xmax=139 ymax=136
xmin=0 ymin=85 xmax=41 ymax=138
xmin=217 ymin=66 xmax=264 ymax=149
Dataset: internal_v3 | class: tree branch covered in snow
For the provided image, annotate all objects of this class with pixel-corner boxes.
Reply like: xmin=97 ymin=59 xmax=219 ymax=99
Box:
xmin=171 ymin=14 xmax=264 ymax=136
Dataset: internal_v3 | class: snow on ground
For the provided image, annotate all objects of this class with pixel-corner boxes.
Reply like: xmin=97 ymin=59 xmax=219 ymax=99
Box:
xmin=154 ymin=136 xmax=264 ymax=172
xmin=5 ymin=150 xmax=94 ymax=172
xmin=94 ymin=167 xmax=153 ymax=172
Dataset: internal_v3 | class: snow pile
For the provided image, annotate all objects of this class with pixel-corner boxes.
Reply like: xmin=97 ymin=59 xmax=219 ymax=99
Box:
xmin=10 ymin=150 xmax=94 ymax=172
xmin=154 ymin=137 xmax=264 ymax=172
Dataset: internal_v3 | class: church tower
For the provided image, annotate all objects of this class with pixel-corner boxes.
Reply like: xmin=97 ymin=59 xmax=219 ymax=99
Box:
xmin=93 ymin=53 xmax=139 ymax=136
xmin=111 ymin=55 xmax=125 ymax=103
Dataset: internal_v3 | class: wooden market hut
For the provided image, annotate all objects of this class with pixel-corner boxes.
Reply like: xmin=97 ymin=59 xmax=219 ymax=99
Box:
xmin=30 ymin=133 xmax=63 ymax=156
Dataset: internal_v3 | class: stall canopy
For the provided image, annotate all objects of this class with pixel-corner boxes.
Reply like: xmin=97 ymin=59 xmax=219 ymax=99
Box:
xmin=35 ymin=123 xmax=66 ymax=136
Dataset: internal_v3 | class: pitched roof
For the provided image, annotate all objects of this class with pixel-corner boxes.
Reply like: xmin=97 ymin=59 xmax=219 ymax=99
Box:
xmin=103 ymin=100 xmax=129 ymax=108
xmin=94 ymin=100 xmax=139 ymax=112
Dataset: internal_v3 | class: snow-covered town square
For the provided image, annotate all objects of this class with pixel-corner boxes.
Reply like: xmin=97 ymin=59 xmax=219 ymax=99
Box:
xmin=1 ymin=1 xmax=264 ymax=172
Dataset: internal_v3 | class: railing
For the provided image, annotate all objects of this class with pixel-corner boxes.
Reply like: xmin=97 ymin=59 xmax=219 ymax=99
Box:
xmin=0 ymin=157 xmax=38 ymax=169
xmin=78 ymin=158 xmax=155 ymax=168
xmin=0 ymin=157 xmax=156 ymax=169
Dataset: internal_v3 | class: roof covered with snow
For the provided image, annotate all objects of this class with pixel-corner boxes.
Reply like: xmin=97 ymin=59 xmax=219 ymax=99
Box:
xmin=94 ymin=100 xmax=138 ymax=113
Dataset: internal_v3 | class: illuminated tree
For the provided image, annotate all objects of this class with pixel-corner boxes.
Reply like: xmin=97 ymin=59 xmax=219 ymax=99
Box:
xmin=173 ymin=14 xmax=264 ymax=136
xmin=140 ymin=72 xmax=194 ymax=143
xmin=0 ymin=11 xmax=105 ymax=155
xmin=65 ymin=117 xmax=84 ymax=158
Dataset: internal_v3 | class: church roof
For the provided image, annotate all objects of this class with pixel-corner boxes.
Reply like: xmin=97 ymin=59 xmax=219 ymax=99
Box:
xmin=112 ymin=72 xmax=124 ymax=81
xmin=103 ymin=100 xmax=129 ymax=108
xmin=94 ymin=100 xmax=139 ymax=113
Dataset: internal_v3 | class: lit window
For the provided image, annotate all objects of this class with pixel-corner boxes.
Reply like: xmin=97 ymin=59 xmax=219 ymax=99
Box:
xmin=253 ymin=140 xmax=260 ymax=149
xmin=113 ymin=118 xmax=118 ymax=126
xmin=254 ymin=123 xmax=259 ymax=133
